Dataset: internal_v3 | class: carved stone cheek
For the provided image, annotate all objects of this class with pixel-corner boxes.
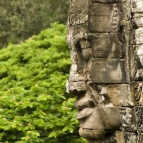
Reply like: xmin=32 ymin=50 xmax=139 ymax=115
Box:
xmin=135 ymin=28 xmax=143 ymax=45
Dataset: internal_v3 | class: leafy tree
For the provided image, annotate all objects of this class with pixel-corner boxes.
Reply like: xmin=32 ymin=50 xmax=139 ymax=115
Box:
xmin=0 ymin=23 xmax=86 ymax=143
xmin=0 ymin=0 xmax=69 ymax=48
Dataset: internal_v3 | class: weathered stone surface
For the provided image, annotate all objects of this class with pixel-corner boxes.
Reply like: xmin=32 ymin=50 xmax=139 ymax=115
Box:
xmin=120 ymin=84 xmax=136 ymax=106
xmin=133 ymin=14 xmax=143 ymax=27
xmin=66 ymin=81 xmax=87 ymax=93
xmin=135 ymin=106 xmax=143 ymax=131
xmin=124 ymin=132 xmax=137 ymax=143
xmin=136 ymin=45 xmax=143 ymax=66
xmin=68 ymin=0 xmax=88 ymax=26
xmin=129 ymin=44 xmax=143 ymax=81
xmin=90 ymin=59 xmax=126 ymax=83
xmin=134 ymin=83 xmax=143 ymax=105
xmin=88 ymin=3 xmax=122 ymax=32
xmin=120 ymin=107 xmax=136 ymax=132
xmin=66 ymin=0 xmax=143 ymax=142
xmin=89 ymin=33 xmax=124 ymax=58
xmin=137 ymin=133 xmax=143 ymax=143
xmin=131 ymin=0 xmax=143 ymax=13
xmin=135 ymin=28 xmax=143 ymax=44
xmin=105 ymin=84 xmax=121 ymax=106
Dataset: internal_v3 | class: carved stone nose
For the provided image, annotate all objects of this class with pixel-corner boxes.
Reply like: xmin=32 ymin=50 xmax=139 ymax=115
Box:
xmin=75 ymin=90 xmax=95 ymax=109
xmin=75 ymin=96 xmax=95 ymax=109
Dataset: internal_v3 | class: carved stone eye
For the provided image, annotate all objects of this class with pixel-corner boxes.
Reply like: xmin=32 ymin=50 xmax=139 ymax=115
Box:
xmin=82 ymin=48 xmax=92 ymax=61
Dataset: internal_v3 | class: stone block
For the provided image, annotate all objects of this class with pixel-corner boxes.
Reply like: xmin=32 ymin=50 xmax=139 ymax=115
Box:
xmin=134 ymin=106 xmax=143 ymax=132
xmin=120 ymin=84 xmax=136 ymax=106
xmin=68 ymin=0 xmax=88 ymax=26
xmin=124 ymin=132 xmax=137 ymax=143
xmin=135 ymin=28 xmax=143 ymax=45
xmin=131 ymin=0 xmax=143 ymax=13
xmin=88 ymin=3 xmax=122 ymax=32
xmin=82 ymin=48 xmax=92 ymax=61
xmin=90 ymin=58 xmax=126 ymax=83
xmin=88 ymin=3 xmax=111 ymax=32
xmin=127 ymin=45 xmax=134 ymax=81
xmin=120 ymin=107 xmax=136 ymax=132
xmin=133 ymin=14 xmax=143 ymax=27
xmin=136 ymin=45 xmax=143 ymax=66
xmin=90 ymin=34 xmax=112 ymax=58
xmin=106 ymin=84 xmax=121 ymax=106
xmin=91 ymin=33 xmax=124 ymax=59
xmin=68 ymin=74 xmax=86 ymax=82
xmin=137 ymin=133 xmax=143 ymax=143
xmin=133 ymin=45 xmax=143 ymax=80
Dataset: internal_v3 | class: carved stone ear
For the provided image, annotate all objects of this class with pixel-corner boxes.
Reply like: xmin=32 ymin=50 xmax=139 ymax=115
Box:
xmin=82 ymin=48 xmax=92 ymax=60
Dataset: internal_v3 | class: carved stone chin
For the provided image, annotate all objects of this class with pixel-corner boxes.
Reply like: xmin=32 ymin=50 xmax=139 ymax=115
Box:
xmin=79 ymin=128 xmax=106 ymax=141
xmin=75 ymin=84 xmax=121 ymax=141
xmin=67 ymin=0 xmax=143 ymax=142
xmin=78 ymin=106 xmax=121 ymax=139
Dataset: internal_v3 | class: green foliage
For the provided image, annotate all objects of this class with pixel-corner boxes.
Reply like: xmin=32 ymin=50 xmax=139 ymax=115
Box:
xmin=0 ymin=23 xmax=87 ymax=143
xmin=0 ymin=0 xmax=69 ymax=48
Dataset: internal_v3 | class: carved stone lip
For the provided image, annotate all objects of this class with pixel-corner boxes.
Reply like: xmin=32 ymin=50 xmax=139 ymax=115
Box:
xmin=81 ymin=128 xmax=116 ymax=133
xmin=77 ymin=106 xmax=121 ymax=130
xmin=76 ymin=108 xmax=94 ymax=119
xmin=82 ymin=128 xmax=105 ymax=132
xmin=79 ymin=127 xmax=106 ymax=140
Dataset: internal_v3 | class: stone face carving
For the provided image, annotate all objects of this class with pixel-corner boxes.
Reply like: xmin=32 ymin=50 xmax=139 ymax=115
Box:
xmin=67 ymin=0 xmax=143 ymax=142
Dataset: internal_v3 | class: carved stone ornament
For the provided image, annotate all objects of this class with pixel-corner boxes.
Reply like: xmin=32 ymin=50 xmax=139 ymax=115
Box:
xmin=66 ymin=0 xmax=143 ymax=142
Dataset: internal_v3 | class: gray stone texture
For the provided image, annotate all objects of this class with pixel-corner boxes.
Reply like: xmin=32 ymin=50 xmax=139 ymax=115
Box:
xmin=66 ymin=0 xmax=143 ymax=142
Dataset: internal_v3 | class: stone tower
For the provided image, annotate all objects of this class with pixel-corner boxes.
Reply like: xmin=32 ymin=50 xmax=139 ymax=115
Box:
xmin=66 ymin=0 xmax=143 ymax=142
